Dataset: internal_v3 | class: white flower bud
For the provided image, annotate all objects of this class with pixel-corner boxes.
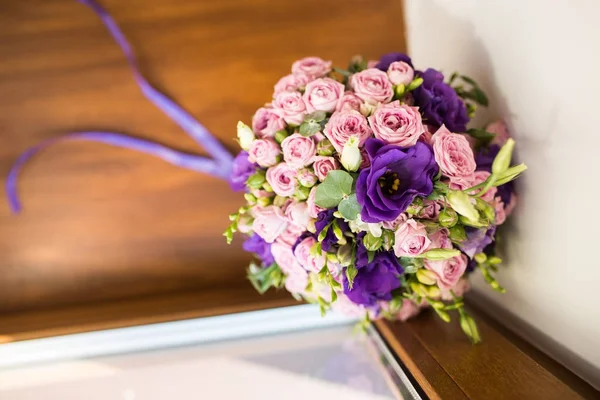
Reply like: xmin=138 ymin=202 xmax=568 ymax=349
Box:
xmin=237 ymin=121 xmax=255 ymax=150
xmin=447 ymin=190 xmax=479 ymax=222
xmin=341 ymin=135 xmax=362 ymax=172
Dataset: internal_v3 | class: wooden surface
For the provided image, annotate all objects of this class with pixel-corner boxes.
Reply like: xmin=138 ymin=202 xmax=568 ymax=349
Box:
xmin=0 ymin=0 xmax=406 ymax=314
xmin=376 ymin=307 xmax=600 ymax=400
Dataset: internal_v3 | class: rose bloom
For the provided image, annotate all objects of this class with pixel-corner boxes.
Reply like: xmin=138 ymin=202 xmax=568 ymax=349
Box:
xmin=247 ymin=138 xmax=281 ymax=167
xmin=396 ymin=300 xmax=421 ymax=322
xmin=303 ymin=78 xmax=345 ymax=113
xmin=307 ymin=186 xmax=325 ymax=218
xmin=368 ymin=101 xmax=425 ymax=147
xmin=440 ymin=278 xmax=471 ymax=301
xmin=252 ymin=205 xmax=288 ymax=243
xmin=294 ymin=236 xmax=326 ymax=273
xmin=284 ymin=201 xmax=310 ymax=229
xmin=274 ymin=73 xmax=309 ymax=95
xmin=431 ymin=125 xmax=476 ymax=178
xmin=429 ymin=228 xmax=452 ymax=250
xmin=331 ymin=294 xmax=371 ymax=319
xmin=493 ymin=197 xmax=507 ymax=225
xmin=291 ymin=56 xmax=332 ymax=80
xmin=285 ymin=271 xmax=309 ymax=294
xmin=266 ymin=163 xmax=298 ymax=196
xmin=387 ymin=61 xmax=414 ymax=86
xmin=425 ymin=253 xmax=468 ymax=290
xmin=281 ymin=133 xmax=316 ymax=168
xmin=276 ymin=223 xmax=304 ymax=247
xmin=336 ymin=92 xmax=363 ymax=112
xmin=418 ymin=199 xmax=442 ymax=220
xmin=312 ymin=156 xmax=339 ymax=181
xmin=393 ymin=219 xmax=431 ymax=257
xmin=449 ymin=171 xmax=497 ymax=203
xmin=297 ymin=168 xmax=317 ymax=187
xmin=323 ymin=110 xmax=373 ymax=153
xmin=272 ymin=91 xmax=307 ymax=126
xmin=487 ymin=120 xmax=511 ymax=146
xmin=382 ymin=213 xmax=408 ymax=230
xmin=252 ymin=107 xmax=286 ymax=138
xmin=271 ymin=242 xmax=306 ymax=276
xmin=350 ymin=68 xmax=394 ymax=104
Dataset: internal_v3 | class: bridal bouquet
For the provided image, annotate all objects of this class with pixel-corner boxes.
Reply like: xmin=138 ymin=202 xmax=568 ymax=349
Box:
xmin=225 ymin=52 xmax=526 ymax=342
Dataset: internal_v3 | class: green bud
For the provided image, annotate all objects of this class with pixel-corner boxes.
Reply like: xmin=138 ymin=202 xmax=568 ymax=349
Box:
xmin=459 ymin=215 xmax=488 ymax=228
xmin=406 ymin=77 xmax=424 ymax=91
xmin=243 ymin=193 xmax=257 ymax=205
xmin=317 ymin=139 xmax=335 ymax=156
xmin=474 ymin=252 xmax=487 ymax=264
xmin=459 ymin=313 xmax=481 ymax=343
xmin=256 ymin=197 xmax=272 ymax=207
xmin=416 ymin=269 xmax=438 ymax=285
xmin=381 ymin=230 xmax=395 ymax=251
xmin=307 ymin=219 xmax=316 ymax=233
xmin=449 ymin=224 xmax=467 ymax=242
xmin=495 ymin=163 xmax=528 ymax=186
xmin=332 ymin=221 xmax=346 ymax=245
xmin=363 ymin=232 xmax=383 ymax=251
xmin=294 ymin=185 xmax=310 ymax=201
xmin=433 ymin=307 xmax=451 ymax=323
xmin=273 ymin=195 xmax=287 ymax=208
xmin=394 ymin=84 xmax=406 ymax=98
xmin=406 ymin=197 xmax=424 ymax=216
xmin=438 ymin=208 xmax=458 ymax=227
xmin=410 ymin=282 xmax=428 ymax=297
xmin=274 ymin=129 xmax=289 ymax=144
xmin=246 ymin=170 xmax=266 ymax=189
xmin=340 ymin=135 xmax=362 ymax=172
xmin=447 ymin=190 xmax=479 ymax=222
xmin=326 ymin=252 xmax=338 ymax=264
xmin=488 ymin=256 xmax=502 ymax=265
xmin=426 ymin=286 xmax=441 ymax=299
xmin=297 ymin=168 xmax=317 ymax=188
xmin=236 ymin=121 xmax=255 ymax=150
xmin=337 ymin=245 xmax=353 ymax=266
xmin=474 ymin=197 xmax=495 ymax=222
xmin=492 ymin=138 xmax=515 ymax=175
xmin=421 ymin=248 xmax=461 ymax=261
xmin=359 ymin=102 xmax=376 ymax=117
xmin=262 ymin=181 xmax=273 ymax=192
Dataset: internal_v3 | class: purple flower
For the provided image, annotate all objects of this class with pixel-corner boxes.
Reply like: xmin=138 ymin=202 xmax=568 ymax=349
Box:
xmin=356 ymin=139 xmax=438 ymax=223
xmin=475 ymin=144 xmax=515 ymax=205
xmin=229 ymin=151 xmax=257 ymax=192
xmin=243 ymin=233 xmax=274 ymax=265
xmin=315 ymin=209 xmax=349 ymax=251
xmin=375 ymin=52 xmax=413 ymax=71
xmin=343 ymin=251 xmax=403 ymax=306
xmin=412 ymin=68 xmax=469 ymax=133
xmin=459 ymin=226 xmax=496 ymax=258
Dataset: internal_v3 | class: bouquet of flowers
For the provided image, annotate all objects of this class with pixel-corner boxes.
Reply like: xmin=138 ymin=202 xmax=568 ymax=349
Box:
xmin=225 ymin=52 xmax=526 ymax=342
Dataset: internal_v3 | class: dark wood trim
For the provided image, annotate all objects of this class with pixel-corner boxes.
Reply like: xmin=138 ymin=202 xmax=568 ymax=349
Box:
xmin=375 ymin=306 xmax=599 ymax=400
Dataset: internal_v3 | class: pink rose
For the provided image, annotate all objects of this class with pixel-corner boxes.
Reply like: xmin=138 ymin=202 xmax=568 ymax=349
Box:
xmin=237 ymin=213 xmax=253 ymax=234
xmin=252 ymin=107 xmax=286 ymax=138
xmin=331 ymin=294 xmax=371 ymax=318
xmin=387 ymin=61 xmax=414 ymax=86
xmin=368 ymin=101 xmax=424 ymax=147
xmin=449 ymin=171 xmax=497 ymax=202
xmin=276 ymin=223 xmax=304 ymax=246
xmin=266 ymin=163 xmax=298 ymax=196
xmin=285 ymin=271 xmax=309 ymax=294
xmin=303 ymin=78 xmax=345 ymax=113
xmin=382 ymin=213 xmax=408 ymax=230
xmin=281 ymin=133 xmax=316 ymax=168
xmin=487 ymin=120 xmax=511 ymax=146
xmin=418 ymin=200 xmax=441 ymax=220
xmin=247 ymin=139 xmax=281 ymax=167
xmin=291 ymin=56 xmax=332 ymax=80
xmin=440 ymin=278 xmax=471 ymax=301
xmin=336 ymin=92 xmax=363 ymax=112
xmin=252 ymin=205 xmax=288 ymax=243
xmin=271 ymin=242 xmax=306 ymax=276
xmin=425 ymin=254 xmax=468 ymax=290
xmin=393 ymin=219 xmax=431 ymax=257
xmin=323 ymin=110 xmax=373 ymax=153
xmin=367 ymin=60 xmax=378 ymax=69
xmin=274 ymin=73 xmax=309 ymax=95
xmin=350 ymin=68 xmax=394 ymax=104
xmin=505 ymin=193 xmax=517 ymax=217
xmin=428 ymin=228 xmax=452 ymax=249
xmin=284 ymin=201 xmax=310 ymax=229
xmin=396 ymin=300 xmax=421 ymax=322
xmin=273 ymin=91 xmax=307 ymax=126
xmin=493 ymin=198 xmax=507 ymax=225
xmin=294 ymin=236 xmax=326 ymax=273
xmin=313 ymin=156 xmax=339 ymax=181
xmin=431 ymin=125 xmax=476 ymax=178
xmin=297 ymin=168 xmax=317 ymax=187
xmin=418 ymin=124 xmax=437 ymax=145
xmin=307 ymin=186 xmax=325 ymax=218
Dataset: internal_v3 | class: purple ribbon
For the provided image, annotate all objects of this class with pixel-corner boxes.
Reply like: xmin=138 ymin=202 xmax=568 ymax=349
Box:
xmin=6 ymin=0 xmax=233 ymax=213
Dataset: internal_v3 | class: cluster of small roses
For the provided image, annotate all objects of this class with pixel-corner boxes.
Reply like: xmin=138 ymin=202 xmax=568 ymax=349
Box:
xmin=226 ymin=52 xmax=526 ymax=341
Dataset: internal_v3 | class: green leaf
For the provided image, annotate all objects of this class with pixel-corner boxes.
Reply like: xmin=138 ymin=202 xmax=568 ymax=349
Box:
xmin=471 ymin=87 xmax=489 ymax=106
xmin=333 ymin=67 xmax=352 ymax=77
xmin=299 ymin=121 xmax=321 ymax=137
xmin=460 ymin=75 xmax=477 ymax=85
xmin=304 ymin=111 xmax=327 ymax=123
xmin=338 ymin=193 xmax=361 ymax=220
xmin=367 ymin=251 xmax=376 ymax=264
xmin=345 ymin=264 xmax=358 ymax=289
xmin=314 ymin=170 xmax=354 ymax=208
xmin=494 ymin=163 xmax=528 ymax=186
xmin=466 ymin=128 xmax=495 ymax=143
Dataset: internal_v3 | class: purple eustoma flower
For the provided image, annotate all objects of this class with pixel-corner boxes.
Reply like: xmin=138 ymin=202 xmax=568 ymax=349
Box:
xmin=243 ymin=233 xmax=274 ymax=266
xmin=229 ymin=150 xmax=257 ymax=192
xmin=459 ymin=226 xmax=496 ymax=259
xmin=375 ymin=52 xmax=413 ymax=71
xmin=315 ymin=209 xmax=349 ymax=252
xmin=356 ymin=139 xmax=438 ymax=223
xmin=343 ymin=250 xmax=403 ymax=306
xmin=412 ymin=68 xmax=469 ymax=133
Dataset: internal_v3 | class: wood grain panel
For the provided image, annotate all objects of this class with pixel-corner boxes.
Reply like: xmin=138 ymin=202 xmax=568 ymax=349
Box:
xmin=0 ymin=0 xmax=407 ymax=313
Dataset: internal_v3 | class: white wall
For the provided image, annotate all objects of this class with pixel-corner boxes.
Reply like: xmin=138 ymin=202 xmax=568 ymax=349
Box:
xmin=404 ymin=0 xmax=600 ymax=387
